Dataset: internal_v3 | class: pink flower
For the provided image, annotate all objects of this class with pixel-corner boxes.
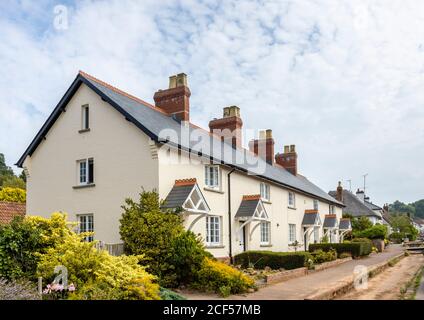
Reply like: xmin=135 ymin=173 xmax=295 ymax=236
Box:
xmin=68 ymin=284 xmax=76 ymax=292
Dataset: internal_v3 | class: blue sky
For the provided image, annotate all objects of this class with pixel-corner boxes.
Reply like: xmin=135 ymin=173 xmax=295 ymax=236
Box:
xmin=1 ymin=0 xmax=424 ymax=205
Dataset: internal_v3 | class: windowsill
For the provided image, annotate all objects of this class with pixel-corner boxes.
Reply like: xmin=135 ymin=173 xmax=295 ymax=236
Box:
xmin=204 ymin=187 xmax=224 ymax=194
xmin=260 ymin=243 xmax=272 ymax=247
xmin=73 ymin=183 xmax=96 ymax=189
xmin=205 ymin=244 xmax=225 ymax=249
xmin=288 ymin=206 xmax=297 ymax=210
xmin=261 ymin=199 xmax=272 ymax=204
xmin=78 ymin=128 xmax=91 ymax=133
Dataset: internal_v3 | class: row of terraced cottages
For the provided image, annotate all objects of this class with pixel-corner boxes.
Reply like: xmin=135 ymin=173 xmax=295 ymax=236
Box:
xmin=17 ymin=71 xmax=351 ymax=260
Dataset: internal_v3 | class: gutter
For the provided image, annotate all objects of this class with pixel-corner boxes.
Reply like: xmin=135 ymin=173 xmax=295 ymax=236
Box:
xmin=227 ymin=167 xmax=236 ymax=263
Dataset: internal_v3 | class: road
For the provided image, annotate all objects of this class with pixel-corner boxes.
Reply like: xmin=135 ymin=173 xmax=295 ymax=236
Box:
xmin=182 ymin=244 xmax=404 ymax=300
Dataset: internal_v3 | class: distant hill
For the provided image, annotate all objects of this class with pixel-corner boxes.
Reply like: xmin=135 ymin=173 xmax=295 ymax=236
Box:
xmin=389 ymin=199 xmax=424 ymax=219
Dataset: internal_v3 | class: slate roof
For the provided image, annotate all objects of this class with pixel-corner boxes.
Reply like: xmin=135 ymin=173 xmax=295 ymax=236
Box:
xmin=0 ymin=201 xmax=26 ymax=224
xmin=162 ymin=184 xmax=195 ymax=209
xmin=302 ymin=210 xmax=320 ymax=226
xmin=16 ymin=71 xmax=343 ymax=206
xmin=328 ymin=190 xmax=381 ymax=219
xmin=235 ymin=197 xmax=261 ymax=218
xmin=339 ymin=218 xmax=352 ymax=230
xmin=323 ymin=215 xmax=338 ymax=228
xmin=364 ymin=201 xmax=382 ymax=211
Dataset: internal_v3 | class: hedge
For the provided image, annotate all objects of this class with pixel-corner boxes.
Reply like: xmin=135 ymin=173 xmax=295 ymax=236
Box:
xmin=234 ymin=251 xmax=312 ymax=270
xmin=308 ymin=242 xmax=372 ymax=258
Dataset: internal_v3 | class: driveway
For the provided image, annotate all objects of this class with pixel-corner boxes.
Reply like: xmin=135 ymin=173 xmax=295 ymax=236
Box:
xmin=183 ymin=244 xmax=404 ymax=300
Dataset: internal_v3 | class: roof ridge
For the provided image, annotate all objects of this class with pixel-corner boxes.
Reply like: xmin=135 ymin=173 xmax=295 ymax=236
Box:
xmin=78 ymin=70 xmax=169 ymax=115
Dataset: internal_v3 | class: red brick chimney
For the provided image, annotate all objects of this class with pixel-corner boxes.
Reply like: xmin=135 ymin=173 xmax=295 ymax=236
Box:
xmin=275 ymin=145 xmax=297 ymax=175
xmin=153 ymin=73 xmax=191 ymax=122
xmin=248 ymin=130 xmax=275 ymax=165
xmin=209 ymin=106 xmax=243 ymax=149
xmin=336 ymin=181 xmax=343 ymax=202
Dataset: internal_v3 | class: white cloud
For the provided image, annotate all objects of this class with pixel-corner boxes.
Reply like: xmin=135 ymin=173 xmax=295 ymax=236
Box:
xmin=1 ymin=0 xmax=424 ymax=204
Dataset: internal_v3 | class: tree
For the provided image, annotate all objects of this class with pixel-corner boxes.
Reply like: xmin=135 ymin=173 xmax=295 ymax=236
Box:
xmin=412 ymin=199 xmax=424 ymax=219
xmin=390 ymin=214 xmax=419 ymax=241
xmin=390 ymin=200 xmax=415 ymax=218
xmin=0 ymin=187 xmax=26 ymax=203
xmin=351 ymin=216 xmax=373 ymax=232
xmin=0 ymin=153 xmax=25 ymax=189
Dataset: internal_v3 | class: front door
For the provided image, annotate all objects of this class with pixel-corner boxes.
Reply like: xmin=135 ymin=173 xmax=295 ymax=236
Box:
xmin=238 ymin=223 xmax=246 ymax=252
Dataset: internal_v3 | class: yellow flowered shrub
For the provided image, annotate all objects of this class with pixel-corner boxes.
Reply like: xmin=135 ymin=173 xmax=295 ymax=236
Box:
xmin=193 ymin=258 xmax=255 ymax=296
xmin=0 ymin=187 xmax=26 ymax=203
xmin=37 ymin=230 xmax=160 ymax=300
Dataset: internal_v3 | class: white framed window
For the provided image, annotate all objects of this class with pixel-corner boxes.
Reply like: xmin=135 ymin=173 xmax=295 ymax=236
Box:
xmin=81 ymin=104 xmax=90 ymax=130
xmin=313 ymin=199 xmax=319 ymax=210
xmin=77 ymin=214 xmax=94 ymax=242
xmin=314 ymin=226 xmax=320 ymax=243
xmin=288 ymin=192 xmax=296 ymax=208
xmin=206 ymin=216 xmax=221 ymax=246
xmin=289 ymin=224 xmax=296 ymax=243
xmin=78 ymin=158 xmax=94 ymax=185
xmin=260 ymin=182 xmax=270 ymax=201
xmin=329 ymin=205 xmax=336 ymax=214
xmin=260 ymin=222 xmax=270 ymax=245
xmin=205 ymin=165 xmax=220 ymax=189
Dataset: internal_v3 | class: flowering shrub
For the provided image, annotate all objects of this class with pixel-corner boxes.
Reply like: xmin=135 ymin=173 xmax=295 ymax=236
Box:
xmin=42 ymin=282 xmax=76 ymax=300
xmin=37 ymin=232 xmax=160 ymax=300
xmin=193 ymin=258 xmax=255 ymax=296
xmin=0 ymin=187 xmax=26 ymax=203
xmin=310 ymin=249 xmax=337 ymax=264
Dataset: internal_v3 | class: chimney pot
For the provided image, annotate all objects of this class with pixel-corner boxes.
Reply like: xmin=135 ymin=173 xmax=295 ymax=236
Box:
xmin=249 ymin=130 xmax=275 ymax=165
xmin=154 ymin=73 xmax=191 ymax=122
xmin=275 ymin=144 xmax=298 ymax=175
xmin=336 ymin=181 xmax=343 ymax=202
xmin=209 ymin=106 xmax=243 ymax=149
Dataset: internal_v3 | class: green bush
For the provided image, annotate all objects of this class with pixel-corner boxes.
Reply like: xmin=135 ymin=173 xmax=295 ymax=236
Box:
xmin=339 ymin=252 xmax=352 ymax=259
xmin=167 ymin=231 xmax=212 ymax=286
xmin=119 ymin=190 xmax=213 ymax=288
xmin=354 ymin=225 xmax=388 ymax=240
xmin=234 ymin=251 xmax=312 ymax=270
xmin=311 ymin=249 xmax=337 ymax=264
xmin=193 ymin=258 xmax=255 ymax=295
xmin=159 ymin=287 xmax=186 ymax=300
xmin=389 ymin=232 xmax=403 ymax=243
xmin=0 ymin=213 xmax=74 ymax=280
xmin=119 ymin=190 xmax=185 ymax=287
xmin=309 ymin=242 xmax=372 ymax=258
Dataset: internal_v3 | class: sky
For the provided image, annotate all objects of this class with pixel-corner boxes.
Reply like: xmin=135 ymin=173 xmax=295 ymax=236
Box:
xmin=1 ymin=0 xmax=423 ymax=205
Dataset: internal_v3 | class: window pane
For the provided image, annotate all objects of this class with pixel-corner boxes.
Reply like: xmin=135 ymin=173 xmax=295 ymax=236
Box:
xmin=88 ymin=159 xmax=94 ymax=183
xmin=79 ymin=161 xmax=87 ymax=183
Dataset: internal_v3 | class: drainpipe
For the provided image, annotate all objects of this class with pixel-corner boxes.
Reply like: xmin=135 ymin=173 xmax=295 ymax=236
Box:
xmin=227 ymin=167 xmax=236 ymax=264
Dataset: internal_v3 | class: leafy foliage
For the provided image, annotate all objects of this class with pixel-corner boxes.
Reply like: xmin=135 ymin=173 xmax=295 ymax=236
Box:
xmin=390 ymin=214 xmax=419 ymax=241
xmin=311 ymin=249 xmax=337 ymax=264
xmin=193 ymin=258 xmax=255 ymax=296
xmin=36 ymin=230 xmax=160 ymax=300
xmin=0 ymin=187 xmax=26 ymax=203
xmin=0 ymin=213 xmax=74 ymax=280
xmin=351 ymin=216 xmax=373 ymax=232
xmin=390 ymin=200 xmax=415 ymax=217
xmin=309 ymin=241 xmax=372 ymax=257
xmin=119 ymin=190 xmax=212 ymax=288
xmin=0 ymin=153 xmax=25 ymax=189
xmin=234 ymin=251 xmax=312 ymax=270
xmin=354 ymin=224 xmax=388 ymax=240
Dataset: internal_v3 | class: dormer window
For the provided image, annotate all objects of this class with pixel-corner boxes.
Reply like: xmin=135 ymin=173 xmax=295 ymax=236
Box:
xmin=80 ymin=104 xmax=90 ymax=131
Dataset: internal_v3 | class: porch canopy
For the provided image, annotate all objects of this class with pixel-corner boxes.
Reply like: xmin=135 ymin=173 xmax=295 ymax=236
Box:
xmin=162 ymin=178 xmax=210 ymax=230
xmin=338 ymin=218 xmax=352 ymax=240
xmin=235 ymin=195 xmax=269 ymax=240
xmin=302 ymin=209 xmax=322 ymax=240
